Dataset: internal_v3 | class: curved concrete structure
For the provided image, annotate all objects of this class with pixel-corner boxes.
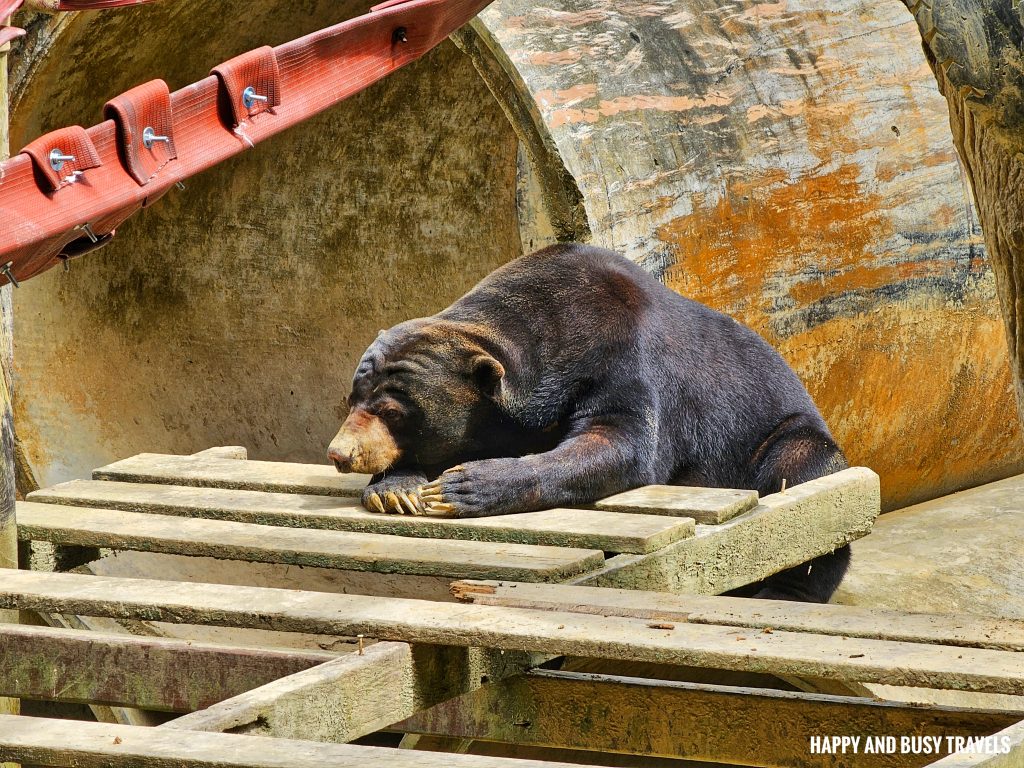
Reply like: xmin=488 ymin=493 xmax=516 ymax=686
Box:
xmin=8 ymin=0 xmax=1022 ymax=509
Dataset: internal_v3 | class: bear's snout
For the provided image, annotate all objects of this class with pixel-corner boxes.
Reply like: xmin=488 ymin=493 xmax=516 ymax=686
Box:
xmin=328 ymin=408 xmax=400 ymax=474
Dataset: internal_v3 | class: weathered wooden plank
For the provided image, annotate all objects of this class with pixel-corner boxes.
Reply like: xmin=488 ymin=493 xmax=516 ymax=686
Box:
xmin=166 ymin=641 xmax=541 ymax=740
xmin=0 ymin=624 xmax=334 ymax=712
xmin=16 ymin=502 xmax=604 ymax=583
xmin=0 ymin=570 xmax=1020 ymax=694
xmin=0 ymin=714 xmax=592 ymax=768
xmin=596 ymin=485 xmax=758 ymax=524
xmin=583 ymin=467 xmax=881 ymax=594
xmin=93 ymin=452 xmax=369 ymax=497
xmin=191 ymin=446 xmax=248 ymax=460
xmin=28 ymin=481 xmax=692 ymax=554
xmin=397 ymin=670 xmax=1023 ymax=768
xmin=450 ymin=581 xmax=1024 ymax=651
xmin=924 ymin=718 xmax=1024 ymax=767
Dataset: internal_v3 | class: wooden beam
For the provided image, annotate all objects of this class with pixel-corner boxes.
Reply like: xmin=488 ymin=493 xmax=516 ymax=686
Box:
xmin=27 ymin=482 xmax=693 ymax=554
xmin=165 ymin=641 xmax=542 ymax=741
xmin=0 ymin=624 xmax=334 ymax=712
xmin=0 ymin=569 xmax=1020 ymax=694
xmin=93 ymin=452 xmax=370 ymax=496
xmin=16 ymin=502 xmax=605 ymax=583
xmin=450 ymin=580 xmax=1024 ymax=651
xmin=0 ymin=23 xmax=19 ymax=761
xmin=925 ymin=718 xmax=1024 ymax=767
xmin=0 ymin=714 xmax=592 ymax=768
xmin=582 ymin=467 xmax=880 ymax=594
xmin=397 ymin=670 xmax=1023 ymax=768
xmin=596 ymin=485 xmax=759 ymax=524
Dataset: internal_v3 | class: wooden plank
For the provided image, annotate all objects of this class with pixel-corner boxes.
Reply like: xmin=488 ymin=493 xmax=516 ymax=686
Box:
xmin=449 ymin=581 xmax=1024 ymax=651
xmin=0 ymin=714 xmax=592 ymax=768
xmin=191 ymin=447 xmax=248 ymax=460
xmin=16 ymin=502 xmax=604 ymax=583
xmin=581 ymin=467 xmax=880 ymax=594
xmin=397 ymin=670 xmax=1023 ymax=768
xmin=0 ymin=570 xmax=1020 ymax=694
xmin=596 ymin=485 xmax=758 ymax=524
xmin=28 ymin=482 xmax=692 ymax=555
xmin=0 ymin=34 xmax=19 ymax=763
xmin=924 ymin=718 xmax=1024 ymax=767
xmin=93 ymin=452 xmax=369 ymax=497
xmin=0 ymin=624 xmax=334 ymax=712
xmin=166 ymin=641 xmax=542 ymax=740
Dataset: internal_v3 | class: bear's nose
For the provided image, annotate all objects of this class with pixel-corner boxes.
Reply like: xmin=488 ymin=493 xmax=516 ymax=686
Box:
xmin=328 ymin=447 xmax=352 ymax=473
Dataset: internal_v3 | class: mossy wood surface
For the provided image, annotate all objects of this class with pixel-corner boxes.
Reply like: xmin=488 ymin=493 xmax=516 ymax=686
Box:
xmin=28 ymin=479 xmax=695 ymax=555
xmin=0 ymin=714 xmax=592 ymax=768
xmin=164 ymin=641 xmax=541 ymax=742
xmin=0 ymin=569 xmax=1020 ymax=695
xmin=396 ymin=669 xmax=1023 ymax=768
xmin=0 ymin=624 xmax=334 ymax=712
xmin=16 ymin=501 xmax=606 ymax=583
xmin=451 ymin=580 xmax=1024 ymax=651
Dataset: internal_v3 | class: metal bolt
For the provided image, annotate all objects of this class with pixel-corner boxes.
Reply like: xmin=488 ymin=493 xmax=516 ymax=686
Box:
xmin=77 ymin=223 xmax=99 ymax=244
xmin=242 ymin=86 xmax=269 ymax=111
xmin=142 ymin=127 xmax=171 ymax=149
xmin=49 ymin=148 xmax=76 ymax=172
xmin=175 ymin=180 xmax=186 ymax=191
xmin=0 ymin=262 xmax=20 ymax=288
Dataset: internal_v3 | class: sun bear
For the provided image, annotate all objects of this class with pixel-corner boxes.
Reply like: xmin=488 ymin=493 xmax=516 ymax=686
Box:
xmin=328 ymin=243 xmax=850 ymax=602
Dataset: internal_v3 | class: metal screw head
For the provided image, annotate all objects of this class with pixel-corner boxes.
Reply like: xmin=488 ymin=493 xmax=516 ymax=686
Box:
xmin=242 ymin=86 xmax=269 ymax=111
xmin=0 ymin=262 xmax=20 ymax=289
xmin=142 ymin=127 xmax=171 ymax=149
xmin=49 ymin=148 xmax=76 ymax=172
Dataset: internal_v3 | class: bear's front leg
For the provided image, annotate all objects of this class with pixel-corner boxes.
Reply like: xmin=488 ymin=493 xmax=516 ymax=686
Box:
xmin=420 ymin=423 xmax=654 ymax=518
xmin=419 ymin=458 xmax=543 ymax=518
xmin=362 ymin=469 xmax=430 ymax=515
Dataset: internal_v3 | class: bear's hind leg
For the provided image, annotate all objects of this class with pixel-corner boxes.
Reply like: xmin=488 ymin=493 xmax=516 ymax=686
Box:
xmin=748 ymin=422 xmax=851 ymax=603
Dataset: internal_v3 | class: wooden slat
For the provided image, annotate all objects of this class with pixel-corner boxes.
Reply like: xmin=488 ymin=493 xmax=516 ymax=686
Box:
xmin=579 ymin=466 xmax=881 ymax=594
xmin=16 ymin=502 xmax=604 ymax=583
xmin=166 ymin=641 xmax=542 ymax=740
xmin=925 ymin=718 xmax=1024 ymax=767
xmin=94 ymin=452 xmax=369 ymax=497
xmin=0 ymin=624 xmax=334 ymax=712
xmin=397 ymin=670 xmax=1023 ymax=768
xmin=0 ymin=569 xmax=1020 ymax=694
xmin=0 ymin=715 xmax=591 ymax=768
xmin=596 ymin=485 xmax=759 ymax=524
xmin=27 ymin=482 xmax=693 ymax=555
xmin=449 ymin=581 xmax=1024 ymax=651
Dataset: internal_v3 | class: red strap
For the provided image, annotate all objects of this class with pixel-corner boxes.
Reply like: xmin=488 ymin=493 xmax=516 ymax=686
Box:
xmin=211 ymin=46 xmax=282 ymax=127
xmin=55 ymin=0 xmax=158 ymax=7
xmin=103 ymin=79 xmax=177 ymax=186
xmin=0 ymin=0 xmax=492 ymax=285
xmin=21 ymin=125 xmax=103 ymax=192
xmin=0 ymin=0 xmax=25 ymax=45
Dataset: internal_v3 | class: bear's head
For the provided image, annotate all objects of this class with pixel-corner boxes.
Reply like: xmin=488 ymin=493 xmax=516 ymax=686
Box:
xmin=328 ymin=319 xmax=507 ymax=474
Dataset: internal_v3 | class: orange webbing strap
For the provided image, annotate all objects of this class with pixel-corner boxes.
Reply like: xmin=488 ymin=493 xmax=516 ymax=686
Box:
xmin=0 ymin=0 xmax=492 ymax=285
xmin=2 ymin=1 xmax=163 ymax=45
xmin=0 ymin=0 xmax=25 ymax=46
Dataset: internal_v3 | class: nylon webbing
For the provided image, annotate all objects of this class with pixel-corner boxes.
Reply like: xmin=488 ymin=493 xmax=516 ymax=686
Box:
xmin=0 ymin=0 xmax=492 ymax=285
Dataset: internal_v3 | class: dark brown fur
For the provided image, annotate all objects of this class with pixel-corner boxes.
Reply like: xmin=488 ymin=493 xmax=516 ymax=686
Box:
xmin=329 ymin=244 xmax=850 ymax=602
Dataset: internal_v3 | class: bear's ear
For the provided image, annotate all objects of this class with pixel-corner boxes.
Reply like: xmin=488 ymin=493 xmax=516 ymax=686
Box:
xmin=471 ymin=354 xmax=505 ymax=400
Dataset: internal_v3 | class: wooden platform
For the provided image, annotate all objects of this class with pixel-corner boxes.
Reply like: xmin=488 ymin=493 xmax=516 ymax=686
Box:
xmin=4 ymin=448 xmax=1020 ymax=767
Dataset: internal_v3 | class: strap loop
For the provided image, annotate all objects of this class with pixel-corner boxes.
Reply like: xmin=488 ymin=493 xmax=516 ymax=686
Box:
xmin=104 ymin=79 xmax=177 ymax=186
xmin=21 ymin=126 xmax=103 ymax=192
xmin=211 ymin=46 xmax=282 ymax=127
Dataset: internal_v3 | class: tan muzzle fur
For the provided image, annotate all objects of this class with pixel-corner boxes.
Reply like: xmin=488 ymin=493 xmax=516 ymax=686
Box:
xmin=328 ymin=409 xmax=400 ymax=474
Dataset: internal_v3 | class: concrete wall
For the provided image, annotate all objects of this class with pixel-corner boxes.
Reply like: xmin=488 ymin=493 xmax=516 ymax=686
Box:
xmin=7 ymin=0 xmax=1022 ymax=510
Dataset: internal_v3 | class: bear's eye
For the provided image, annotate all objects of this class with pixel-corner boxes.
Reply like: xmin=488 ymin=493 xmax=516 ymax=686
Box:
xmin=375 ymin=403 xmax=405 ymax=424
